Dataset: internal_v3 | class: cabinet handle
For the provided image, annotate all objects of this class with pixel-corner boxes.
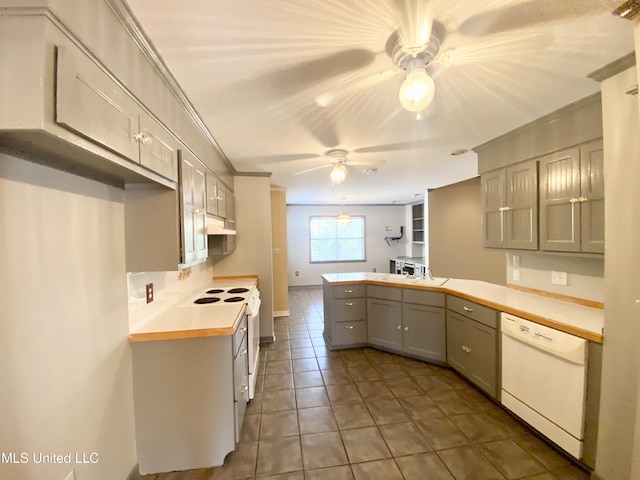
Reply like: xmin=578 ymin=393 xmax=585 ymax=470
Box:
xmin=240 ymin=385 xmax=248 ymax=394
xmin=133 ymin=132 xmax=153 ymax=145
xmin=240 ymin=348 xmax=247 ymax=356
xmin=569 ymin=197 xmax=580 ymax=203
xmin=345 ymin=302 xmax=354 ymax=306
xmin=345 ymin=325 xmax=355 ymax=329
xmin=461 ymin=345 xmax=466 ymax=352
xmin=397 ymin=325 xmax=402 ymax=330
xmin=498 ymin=206 xmax=511 ymax=212
xmin=466 ymin=347 xmax=472 ymax=353
xmin=404 ymin=326 xmax=409 ymax=332
xmin=240 ymin=327 xmax=247 ymax=333
xmin=463 ymin=306 xmax=474 ymax=312
xmin=578 ymin=196 xmax=588 ymax=202
xmin=344 ymin=289 xmax=354 ymax=293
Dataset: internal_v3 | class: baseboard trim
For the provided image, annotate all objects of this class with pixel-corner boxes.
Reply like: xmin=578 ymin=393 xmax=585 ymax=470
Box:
xmin=126 ymin=463 xmax=139 ymax=480
xmin=274 ymin=310 xmax=290 ymax=317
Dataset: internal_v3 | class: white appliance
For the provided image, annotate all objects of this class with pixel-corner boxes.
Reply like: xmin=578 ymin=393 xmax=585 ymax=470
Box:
xmin=179 ymin=284 xmax=261 ymax=399
xmin=501 ymin=312 xmax=587 ymax=459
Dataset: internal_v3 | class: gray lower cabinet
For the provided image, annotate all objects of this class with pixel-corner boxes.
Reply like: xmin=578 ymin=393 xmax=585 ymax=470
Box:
xmin=131 ymin=316 xmax=248 ymax=474
xmin=538 ymin=139 xmax=604 ymax=254
xmin=367 ymin=286 xmax=446 ymax=363
xmin=446 ymin=296 xmax=499 ymax=399
xmin=323 ymin=281 xmax=367 ymax=348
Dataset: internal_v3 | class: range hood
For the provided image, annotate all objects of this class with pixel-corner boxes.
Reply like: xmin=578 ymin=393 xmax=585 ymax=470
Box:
xmin=206 ymin=216 xmax=236 ymax=235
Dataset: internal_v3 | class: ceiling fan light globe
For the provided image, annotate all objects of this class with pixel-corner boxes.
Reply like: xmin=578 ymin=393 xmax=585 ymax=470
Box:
xmin=399 ymin=68 xmax=435 ymax=112
xmin=330 ymin=164 xmax=347 ymax=184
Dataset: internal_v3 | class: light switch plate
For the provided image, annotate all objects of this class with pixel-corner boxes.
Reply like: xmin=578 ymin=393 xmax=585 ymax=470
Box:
xmin=512 ymin=254 xmax=520 ymax=267
xmin=513 ymin=269 xmax=520 ymax=282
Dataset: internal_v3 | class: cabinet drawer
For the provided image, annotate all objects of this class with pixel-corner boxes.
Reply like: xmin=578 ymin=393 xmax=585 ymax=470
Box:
xmin=233 ymin=316 xmax=248 ymax=355
xmin=332 ymin=321 xmax=367 ymax=346
xmin=367 ymin=285 xmax=402 ymax=301
xmin=403 ymin=289 xmax=445 ymax=307
xmin=447 ymin=295 xmax=498 ymax=329
xmin=332 ymin=284 xmax=366 ymax=298
xmin=333 ymin=298 xmax=366 ymax=322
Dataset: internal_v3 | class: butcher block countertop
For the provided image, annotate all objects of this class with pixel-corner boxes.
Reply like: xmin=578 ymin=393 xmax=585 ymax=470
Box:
xmin=129 ymin=276 xmax=258 ymax=343
xmin=322 ymin=272 xmax=604 ymax=343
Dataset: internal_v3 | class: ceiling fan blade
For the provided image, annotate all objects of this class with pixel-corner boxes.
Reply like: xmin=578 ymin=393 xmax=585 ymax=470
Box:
xmin=353 ymin=138 xmax=442 ymax=154
xmin=315 ymin=70 xmax=401 ymax=107
xmin=294 ymin=164 xmax=333 ymax=176
xmin=458 ymin=0 xmax=618 ymax=37
xmin=392 ymin=0 xmax=435 ymax=53
xmin=265 ymin=48 xmax=377 ymax=93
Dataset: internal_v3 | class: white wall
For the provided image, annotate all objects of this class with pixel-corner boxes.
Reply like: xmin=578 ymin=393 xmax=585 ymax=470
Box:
xmin=210 ymin=176 xmax=274 ymax=340
xmin=0 ymin=153 xmax=137 ymax=480
xmin=287 ymin=204 xmax=407 ymax=286
xmin=506 ymin=252 xmax=604 ymax=303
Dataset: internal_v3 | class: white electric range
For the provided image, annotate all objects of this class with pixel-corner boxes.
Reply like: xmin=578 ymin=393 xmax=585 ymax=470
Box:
xmin=178 ymin=283 xmax=261 ymax=400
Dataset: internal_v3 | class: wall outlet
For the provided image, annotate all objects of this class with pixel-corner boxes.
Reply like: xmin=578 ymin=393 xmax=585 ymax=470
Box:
xmin=145 ymin=283 xmax=154 ymax=303
xmin=513 ymin=269 xmax=520 ymax=282
xmin=551 ymin=270 xmax=568 ymax=286
xmin=63 ymin=470 xmax=75 ymax=480
xmin=385 ymin=226 xmax=392 ymax=232
xmin=512 ymin=254 xmax=521 ymax=267
xmin=373 ymin=268 xmax=377 ymax=272
xmin=295 ymin=271 xmax=299 ymax=276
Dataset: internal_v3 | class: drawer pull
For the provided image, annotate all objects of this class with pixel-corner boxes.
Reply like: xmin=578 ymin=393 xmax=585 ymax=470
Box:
xmin=397 ymin=325 xmax=402 ymax=330
xmin=240 ymin=385 xmax=248 ymax=394
xmin=345 ymin=325 xmax=355 ymax=329
xmin=404 ymin=326 xmax=409 ymax=332
xmin=240 ymin=327 xmax=248 ymax=333
xmin=461 ymin=345 xmax=472 ymax=353
xmin=240 ymin=348 xmax=248 ymax=356
xmin=345 ymin=289 xmax=354 ymax=293
xmin=345 ymin=302 xmax=354 ymax=306
xmin=463 ymin=306 xmax=474 ymax=312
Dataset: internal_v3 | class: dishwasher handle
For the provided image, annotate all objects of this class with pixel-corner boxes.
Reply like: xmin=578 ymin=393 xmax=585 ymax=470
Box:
xmin=501 ymin=316 xmax=586 ymax=365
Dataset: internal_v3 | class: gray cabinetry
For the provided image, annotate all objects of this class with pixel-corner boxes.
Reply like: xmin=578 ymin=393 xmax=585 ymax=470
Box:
xmin=446 ymin=296 xmax=499 ymax=399
xmin=180 ymin=150 xmax=208 ymax=266
xmin=56 ymin=45 xmax=178 ymax=182
xmin=402 ymin=290 xmax=446 ymax=363
xmin=481 ymin=159 xmax=538 ymax=250
xmin=322 ymin=282 xmax=367 ymax=349
xmin=131 ymin=317 xmax=249 ymax=473
xmin=367 ymin=297 xmax=402 ymax=350
xmin=539 ymin=140 xmax=604 ymax=254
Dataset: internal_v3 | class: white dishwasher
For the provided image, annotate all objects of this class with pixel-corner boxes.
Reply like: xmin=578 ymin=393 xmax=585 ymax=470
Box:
xmin=501 ymin=312 xmax=587 ymax=459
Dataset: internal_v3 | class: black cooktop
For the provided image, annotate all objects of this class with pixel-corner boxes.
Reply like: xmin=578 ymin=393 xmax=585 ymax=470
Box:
xmin=206 ymin=288 xmax=225 ymax=294
xmin=193 ymin=297 xmax=221 ymax=304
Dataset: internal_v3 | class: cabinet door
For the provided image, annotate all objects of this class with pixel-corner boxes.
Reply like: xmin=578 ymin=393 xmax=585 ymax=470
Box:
xmin=481 ymin=169 xmax=507 ymax=248
xmin=56 ymin=45 xmax=138 ymax=161
xmin=206 ymin=173 xmax=219 ymax=216
xmin=580 ymin=140 xmax=604 ymax=254
xmin=367 ymin=298 xmax=402 ymax=350
xmin=225 ymin=191 xmax=236 ymax=230
xmin=179 ymin=150 xmax=207 ymax=266
xmin=218 ymin=184 xmax=228 ymax=219
xmin=539 ymin=148 xmax=581 ymax=252
xmin=505 ymin=160 xmax=538 ymax=250
xmin=138 ymin=110 xmax=178 ymax=181
xmin=402 ymin=304 xmax=445 ymax=362
xmin=446 ymin=311 xmax=469 ymax=375
xmin=467 ymin=321 xmax=498 ymax=399
xmin=193 ymin=165 xmax=208 ymax=262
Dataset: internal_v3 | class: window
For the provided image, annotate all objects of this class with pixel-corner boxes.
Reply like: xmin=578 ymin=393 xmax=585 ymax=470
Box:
xmin=309 ymin=216 xmax=366 ymax=263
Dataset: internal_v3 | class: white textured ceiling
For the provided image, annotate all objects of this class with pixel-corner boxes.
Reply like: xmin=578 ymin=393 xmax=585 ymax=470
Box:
xmin=125 ymin=0 xmax=634 ymax=205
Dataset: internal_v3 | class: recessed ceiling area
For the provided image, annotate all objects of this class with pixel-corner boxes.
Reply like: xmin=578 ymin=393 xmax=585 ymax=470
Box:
xmin=124 ymin=0 xmax=634 ymax=205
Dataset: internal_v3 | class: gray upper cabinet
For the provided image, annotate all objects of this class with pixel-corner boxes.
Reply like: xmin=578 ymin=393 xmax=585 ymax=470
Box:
xmin=180 ymin=150 xmax=208 ymax=266
xmin=539 ymin=140 xmax=604 ymax=253
xmin=481 ymin=159 xmax=538 ymax=250
xmin=206 ymin=172 xmax=221 ymax=216
xmin=56 ymin=45 xmax=178 ymax=182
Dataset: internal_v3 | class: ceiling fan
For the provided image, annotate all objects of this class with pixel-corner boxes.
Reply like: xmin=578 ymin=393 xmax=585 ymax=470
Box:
xmin=294 ymin=149 xmax=385 ymax=185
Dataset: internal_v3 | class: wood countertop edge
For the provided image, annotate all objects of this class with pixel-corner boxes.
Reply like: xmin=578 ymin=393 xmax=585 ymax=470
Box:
xmin=323 ymin=277 xmax=603 ymax=344
xmin=129 ymin=307 xmax=246 ymax=343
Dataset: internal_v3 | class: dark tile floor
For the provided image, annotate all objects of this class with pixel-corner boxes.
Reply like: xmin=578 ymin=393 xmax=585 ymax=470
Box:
xmin=138 ymin=286 xmax=591 ymax=480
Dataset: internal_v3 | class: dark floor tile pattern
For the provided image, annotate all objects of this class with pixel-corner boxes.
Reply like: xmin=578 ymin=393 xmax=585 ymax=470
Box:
xmin=137 ymin=286 xmax=590 ymax=480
